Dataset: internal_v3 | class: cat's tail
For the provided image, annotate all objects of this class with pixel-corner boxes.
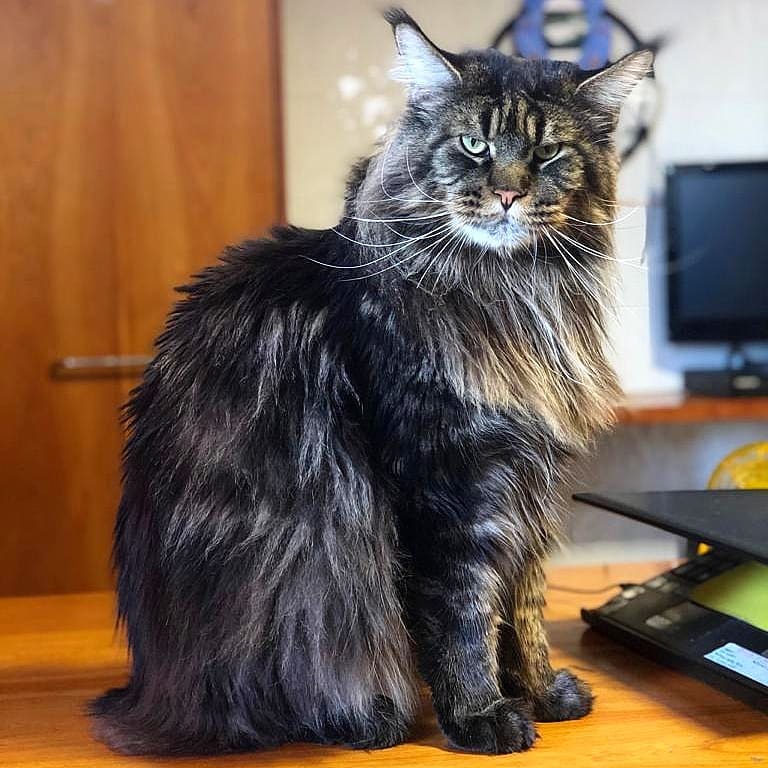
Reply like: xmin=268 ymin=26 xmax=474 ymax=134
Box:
xmin=90 ymin=685 xmax=172 ymax=755
xmin=89 ymin=683 xmax=271 ymax=756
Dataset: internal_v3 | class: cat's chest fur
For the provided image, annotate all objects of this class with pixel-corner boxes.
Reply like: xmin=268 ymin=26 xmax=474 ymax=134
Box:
xmin=397 ymin=273 xmax=620 ymax=452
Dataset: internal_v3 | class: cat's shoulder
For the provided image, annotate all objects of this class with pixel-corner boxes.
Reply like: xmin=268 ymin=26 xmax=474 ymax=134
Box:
xmin=156 ymin=226 xmax=343 ymax=359
xmin=172 ymin=226 xmax=337 ymax=310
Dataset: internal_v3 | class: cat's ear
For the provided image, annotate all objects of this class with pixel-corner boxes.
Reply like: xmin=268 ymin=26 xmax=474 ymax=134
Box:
xmin=575 ymin=50 xmax=653 ymax=116
xmin=385 ymin=8 xmax=461 ymax=96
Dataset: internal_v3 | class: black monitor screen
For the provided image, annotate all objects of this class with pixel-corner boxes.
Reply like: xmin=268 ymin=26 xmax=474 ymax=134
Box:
xmin=666 ymin=163 xmax=768 ymax=341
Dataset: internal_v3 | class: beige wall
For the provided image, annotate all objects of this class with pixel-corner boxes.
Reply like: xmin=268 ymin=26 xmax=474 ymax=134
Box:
xmin=281 ymin=0 xmax=768 ymax=395
xmin=282 ymin=0 xmax=768 ymax=224
xmin=282 ymin=1 xmax=515 ymax=228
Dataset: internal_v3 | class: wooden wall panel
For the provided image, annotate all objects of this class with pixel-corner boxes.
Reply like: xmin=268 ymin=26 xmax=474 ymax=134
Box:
xmin=0 ymin=0 xmax=283 ymax=596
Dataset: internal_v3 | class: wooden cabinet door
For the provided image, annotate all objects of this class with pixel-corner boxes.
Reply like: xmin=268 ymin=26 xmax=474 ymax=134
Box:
xmin=0 ymin=0 xmax=283 ymax=596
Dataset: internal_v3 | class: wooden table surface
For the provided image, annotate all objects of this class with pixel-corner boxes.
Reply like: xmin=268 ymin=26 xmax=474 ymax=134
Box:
xmin=2 ymin=562 xmax=766 ymax=767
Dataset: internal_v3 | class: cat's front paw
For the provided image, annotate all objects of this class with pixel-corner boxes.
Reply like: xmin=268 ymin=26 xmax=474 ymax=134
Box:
xmin=531 ymin=668 xmax=593 ymax=722
xmin=440 ymin=698 xmax=537 ymax=754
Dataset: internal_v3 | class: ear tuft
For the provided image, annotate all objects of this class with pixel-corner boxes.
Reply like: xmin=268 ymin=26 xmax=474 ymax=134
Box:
xmin=384 ymin=7 xmax=460 ymax=94
xmin=576 ymin=49 xmax=654 ymax=115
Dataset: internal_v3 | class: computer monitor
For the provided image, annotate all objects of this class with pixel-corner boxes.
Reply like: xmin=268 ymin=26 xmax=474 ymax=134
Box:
xmin=665 ymin=161 xmax=768 ymax=343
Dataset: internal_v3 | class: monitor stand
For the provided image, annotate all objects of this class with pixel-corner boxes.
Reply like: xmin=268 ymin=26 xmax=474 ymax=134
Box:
xmin=684 ymin=344 xmax=768 ymax=397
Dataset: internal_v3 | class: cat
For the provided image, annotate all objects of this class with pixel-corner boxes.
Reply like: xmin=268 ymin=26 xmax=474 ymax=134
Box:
xmin=91 ymin=7 xmax=651 ymax=756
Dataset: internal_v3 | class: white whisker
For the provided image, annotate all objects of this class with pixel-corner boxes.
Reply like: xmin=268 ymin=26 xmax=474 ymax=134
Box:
xmin=542 ymin=229 xmax=592 ymax=289
xmin=531 ymin=231 xmax=539 ymax=286
xmin=340 ymin=226 xmax=458 ymax=282
xmin=431 ymin=229 xmax=466 ymax=294
xmin=331 ymin=220 xmax=453 ymax=250
xmin=415 ymin=227 xmax=461 ymax=292
xmin=405 ymin=144 xmax=442 ymax=204
xmin=555 ymin=228 xmax=647 ymax=270
xmin=375 ymin=139 xmax=443 ymax=207
xmin=342 ymin=211 xmax=450 ymax=224
xmin=304 ymin=222 xmax=454 ymax=270
xmin=563 ymin=207 xmax=639 ymax=227
xmin=359 ymin=196 xmax=444 ymax=207
xmin=543 ymin=228 xmax=618 ymax=318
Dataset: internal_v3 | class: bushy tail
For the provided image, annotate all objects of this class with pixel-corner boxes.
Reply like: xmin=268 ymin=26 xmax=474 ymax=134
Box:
xmin=89 ymin=683 xmax=269 ymax=756
xmin=90 ymin=685 xmax=160 ymax=755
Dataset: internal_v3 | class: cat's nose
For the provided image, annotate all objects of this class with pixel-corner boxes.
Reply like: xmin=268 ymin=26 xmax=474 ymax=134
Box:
xmin=493 ymin=189 xmax=524 ymax=211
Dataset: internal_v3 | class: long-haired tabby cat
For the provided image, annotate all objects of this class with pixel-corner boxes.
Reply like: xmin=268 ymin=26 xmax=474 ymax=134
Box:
xmin=92 ymin=8 xmax=651 ymax=756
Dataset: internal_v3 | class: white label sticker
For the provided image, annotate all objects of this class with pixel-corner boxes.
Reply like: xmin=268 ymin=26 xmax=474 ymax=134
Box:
xmin=704 ymin=642 xmax=768 ymax=687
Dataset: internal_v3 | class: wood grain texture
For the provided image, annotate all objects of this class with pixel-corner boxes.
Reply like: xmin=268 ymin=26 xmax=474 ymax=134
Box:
xmin=0 ymin=0 xmax=282 ymax=596
xmin=0 ymin=0 xmax=124 ymax=597
xmin=618 ymin=394 xmax=768 ymax=425
xmin=1 ymin=563 xmax=766 ymax=766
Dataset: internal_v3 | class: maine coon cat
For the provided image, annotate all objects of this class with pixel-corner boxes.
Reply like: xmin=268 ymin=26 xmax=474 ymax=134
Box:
xmin=92 ymin=8 xmax=651 ymax=755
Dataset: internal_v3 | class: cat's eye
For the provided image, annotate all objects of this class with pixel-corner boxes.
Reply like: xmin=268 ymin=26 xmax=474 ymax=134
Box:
xmin=460 ymin=135 xmax=489 ymax=156
xmin=533 ymin=143 xmax=562 ymax=162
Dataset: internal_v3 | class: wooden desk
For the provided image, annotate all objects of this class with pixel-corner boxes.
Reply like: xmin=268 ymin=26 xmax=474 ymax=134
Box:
xmin=2 ymin=562 xmax=766 ymax=766
xmin=618 ymin=393 xmax=768 ymax=425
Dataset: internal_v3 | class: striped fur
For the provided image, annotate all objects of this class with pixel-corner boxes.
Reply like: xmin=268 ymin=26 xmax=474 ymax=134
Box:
xmin=91 ymin=8 xmax=651 ymax=757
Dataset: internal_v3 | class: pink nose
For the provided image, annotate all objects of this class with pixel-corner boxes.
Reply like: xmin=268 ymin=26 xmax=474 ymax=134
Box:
xmin=493 ymin=189 xmax=523 ymax=211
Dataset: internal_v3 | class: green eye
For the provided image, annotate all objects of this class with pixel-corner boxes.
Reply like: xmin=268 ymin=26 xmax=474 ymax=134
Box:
xmin=533 ymin=143 xmax=561 ymax=162
xmin=460 ymin=135 xmax=489 ymax=156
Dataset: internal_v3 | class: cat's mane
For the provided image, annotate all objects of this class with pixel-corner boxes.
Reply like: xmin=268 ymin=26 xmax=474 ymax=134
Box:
xmin=343 ymin=139 xmax=621 ymax=449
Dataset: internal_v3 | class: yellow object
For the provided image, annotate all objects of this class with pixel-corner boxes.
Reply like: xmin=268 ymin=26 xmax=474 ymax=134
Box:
xmin=691 ymin=561 xmax=768 ymax=632
xmin=697 ymin=441 xmax=768 ymax=555
xmin=708 ymin=441 xmax=768 ymax=490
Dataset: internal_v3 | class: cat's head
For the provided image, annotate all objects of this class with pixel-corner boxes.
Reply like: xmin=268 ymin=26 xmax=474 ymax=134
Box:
xmin=357 ymin=8 xmax=652 ymax=258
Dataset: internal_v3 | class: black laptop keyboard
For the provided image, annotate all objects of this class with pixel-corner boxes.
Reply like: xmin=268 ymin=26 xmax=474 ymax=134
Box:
xmin=584 ymin=548 xmax=768 ymax=706
xmin=599 ymin=549 xmax=743 ymax=619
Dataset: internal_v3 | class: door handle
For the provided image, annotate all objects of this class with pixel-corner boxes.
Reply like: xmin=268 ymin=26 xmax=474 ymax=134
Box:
xmin=50 ymin=354 xmax=152 ymax=380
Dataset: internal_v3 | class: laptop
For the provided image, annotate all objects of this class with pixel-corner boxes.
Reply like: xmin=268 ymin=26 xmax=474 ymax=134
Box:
xmin=574 ymin=490 xmax=768 ymax=712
